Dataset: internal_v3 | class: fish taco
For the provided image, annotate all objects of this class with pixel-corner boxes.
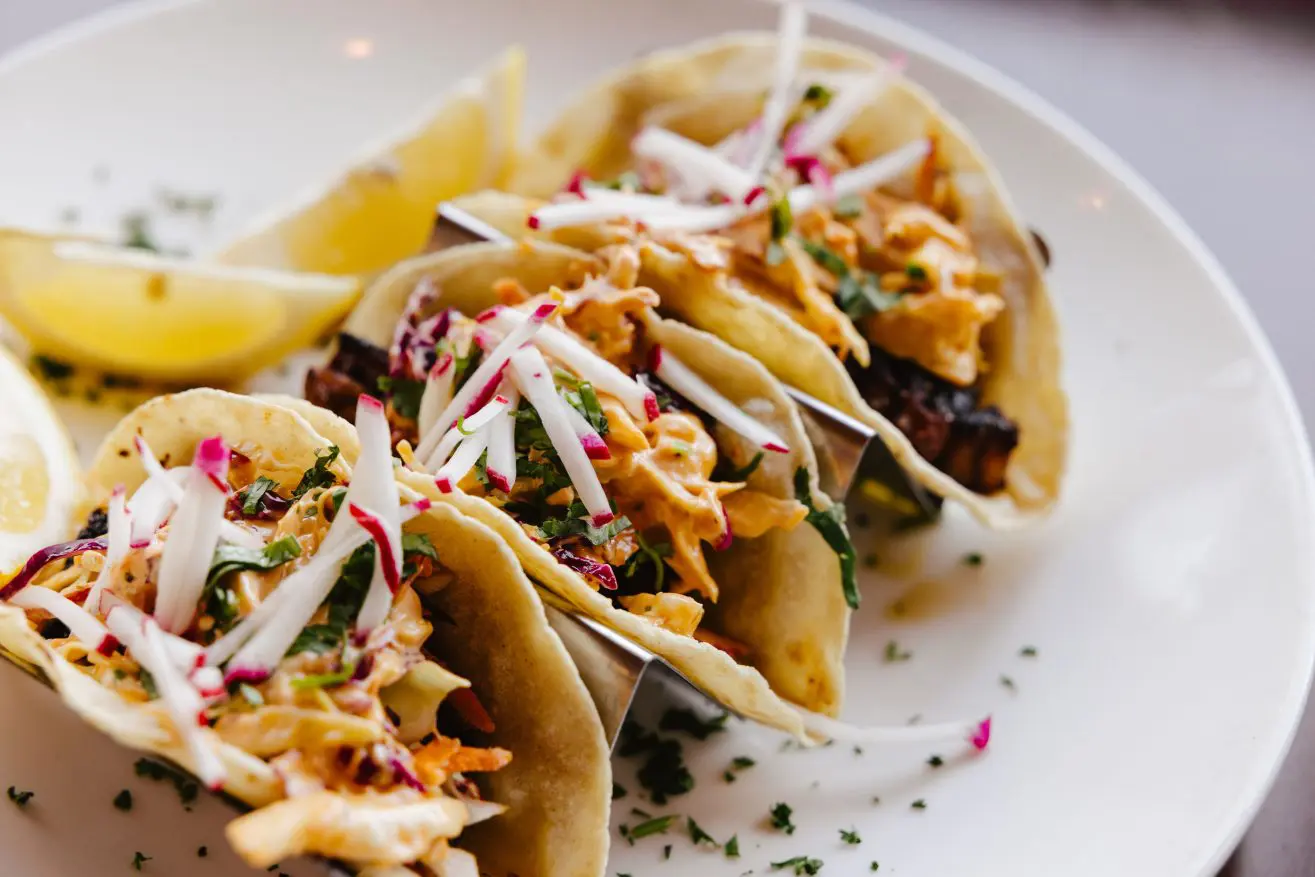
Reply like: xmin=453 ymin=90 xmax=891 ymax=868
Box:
xmin=305 ymin=239 xmax=856 ymax=739
xmin=0 ymin=389 xmax=610 ymax=877
xmin=461 ymin=17 xmax=1067 ymax=527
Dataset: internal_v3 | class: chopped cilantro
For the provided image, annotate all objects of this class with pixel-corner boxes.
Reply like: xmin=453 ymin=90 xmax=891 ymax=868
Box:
xmin=797 ymin=238 xmax=848 ymax=276
xmin=113 ymin=789 xmax=133 ymax=811
xmin=927 ymin=754 xmax=944 ymax=768
xmin=1000 ymin=674 xmax=1016 ymax=691
xmin=203 ymin=535 xmax=301 ymax=628
xmin=688 ymin=817 xmax=718 ymax=847
xmin=723 ymin=771 xmax=736 ymax=783
xmin=659 ymin=707 xmax=728 ymax=740
xmin=905 ymin=262 xmax=928 ymax=281
xmin=795 ymin=468 xmax=858 ymax=608
xmin=138 ymin=668 xmax=159 ymax=699
xmin=7 ymin=787 xmax=33 ymax=808
xmin=911 ymin=799 xmax=927 ymax=810
xmin=238 ymin=476 xmax=279 ymax=516
xmin=291 ymin=446 xmax=340 ymax=498
xmin=618 ymin=534 xmax=672 ymax=593
xmin=725 ymin=834 xmax=741 ymax=859
xmin=883 ymin=640 xmax=912 ymax=663
xmin=1020 ymin=645 xmax=1038 ymax=658
xmin=732 ymin=756 xmax=756 ymax=770
xmin=629 ymin=814 xmax=679 ymax=840
xmin=564 ymin=382 xmax=609 ymax=435
xmin=637 ymin=738 xmax=694 ymax=804
xmin=121 ymin=212 xmax=158 ymax=252
xmin=135 ymin=758 xmax=198 ymax=806
xmin=963 ymin=552 xmax=984 ymax=566
xmin=377 ymin=376 xmax=426 ymax=419
xmin=797 ymin=238 xmax=903 ymax=319
xmin=772 ymin=856 xmax=824 ymax=875
xmin=770 ymin=195 xmax=793 ymax=241
xmin=287 ymin=624 xmax=342 ymax=656
xmin=834 ymin=193 xmax=864 ymax=218
xmin=803 ymin=82 xmax=833 ymax=104
xmin=287 ymin=542 xmax=376 ymax=655
xmin=612 ymin=783 xmax=627 ymax=800
xmin=718 ymin=451 xmax=765 ymax=482
xmin=840 ymin=828 xmax=861 ymax=845
xmin=871 ymin=863 xmax=880 ymax=872
xmin=769 ymin=802 xmax=796 ymax=834
xmin=617 ymin=719 xmax=659 ymax=757
xmin=290 ymin=663 xmax=356 ymax=691
xmin=602 ymin=171 xmax=642 ymax=191
xmin=131 ymin=851 xmax=152 ymax=870
xmin=537 ymin=501 xmax=630 ymax=546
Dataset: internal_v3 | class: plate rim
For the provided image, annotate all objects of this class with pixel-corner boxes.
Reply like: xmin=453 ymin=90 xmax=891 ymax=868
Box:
xmin=3 ymin=0 xmax=1315 ymax=873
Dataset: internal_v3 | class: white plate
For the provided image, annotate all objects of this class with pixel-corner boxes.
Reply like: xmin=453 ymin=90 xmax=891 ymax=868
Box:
xmin=1 ymin=1 xmax=1313 ymax=876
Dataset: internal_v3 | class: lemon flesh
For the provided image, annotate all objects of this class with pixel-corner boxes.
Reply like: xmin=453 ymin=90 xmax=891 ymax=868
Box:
xmin=213 ymin=46 xmax=525 ymax=276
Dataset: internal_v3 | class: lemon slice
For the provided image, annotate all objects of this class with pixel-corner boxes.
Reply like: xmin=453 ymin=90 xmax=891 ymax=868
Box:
xmin=212 ymin=46 xmax=526 ymax=277
xmin=0 ymin=232 xmax=360 ymax=384
xmin=0 ymin=346 xmax=80 ymax=576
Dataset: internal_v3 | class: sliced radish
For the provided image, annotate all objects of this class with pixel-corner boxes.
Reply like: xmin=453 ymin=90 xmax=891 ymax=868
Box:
xmin=100 ymin=595 xmax=204 ymax=670
xmin=190 ymin=665 xmax=225 ymax=699
xmin=631 ymin=126 xmax=755 ymax=200
xmin=483 ymin=308 xmax=656 ymax=422
xmin=560 ymin=398 xmax=611 ymax=461
xmin=11 ymin=586 xmax=116 ymax=655
xmin=416 ymin=352 xmax=456 ymax=440
xmin=107 ymin=609 xmax=226 ymax=789
xmin=528 ymin=198 xmax=671 ymax=231
xmin=131 ymin=436 xmax=263 ymax=550
xmin=635 ymin=202 xmax=744 ymax=234
xmin=421 ymin=394 xmax=511 ymax=472
xmin=650 ymin=345 xmax=790 ymax=453
xmin=791 ymin=704 xmax=993 ymax=752
xmin=743 ymin=0 xmax=808 ymax=182
xmin=509 ymin=348 xmax=613 ymax=527
xmin=351 ymin=395 xmax=404 ymax=633
xmin=83 ymin=485 xmax=130 ymax=617
xmin=154 ymin=437 xmax=231 ymax=635
xmin=433 ymin=428 xmax=491 ymax=494
xmin=416 ymin=302 xmax=557 ymax=463
xmin=789 ymin=138 xmax=930 ymax=213
xmin=484 ymin=384 xmax=519 ymax=493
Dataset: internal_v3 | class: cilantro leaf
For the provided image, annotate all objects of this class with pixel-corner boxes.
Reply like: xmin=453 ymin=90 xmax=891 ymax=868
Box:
xmin=794 ymin=467 xmax=859 ymax=609
xmin=377 ymin=376 xmax=425 ymax=419
xmin=770 ymin=802 xmax=796 ymax=834
xmin=7 ymin=787 xmax=33 ymax=808
xmin=688 ymin=816 xmax=718 ymax=847
xmin=659 ymin=707 xmax=729 ymax=740
xmin=716 ymin=450 xmax=764 ymax=482
xmin=629 ymin=814 xmax=679 ymax=840
xmin=563 ymin=382 xmax=609 ymax=435
xmin=292 ymin=446 xmax=340 ymax=498
xmin=772 ymin=856 xmax=823 ymax=875
xmin=237 ymin=476 xmax=279 ymax=516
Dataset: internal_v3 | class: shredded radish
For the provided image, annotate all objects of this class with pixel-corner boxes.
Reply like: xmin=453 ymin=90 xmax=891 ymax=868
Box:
xmin=650 ymin=345 xmax=790 ymax=453
xmin=433 ymin=428 xmax=491 ymax=494
xmin=483 ymin=308 xmax=656 ymax=421
xmin=789 ymin=138 xmax=930 ymax=213
xmin=107 ymin=609 xmax=226 ymax=789
xmin=351 ymin=395 xmax=405 ymax=633
xmin=421 ymin=394 xmax=512 ymax=472
xmin=83 ymin=485 xmax=129 ymax=616
xmin=484 ymin=383 xmax=519 ymax=493
xmin=560 ymin=398 xmax=611 ymax=461
xmin=131 ymin=436 xmax=263 ymax=549
xmin=153 ymin=437 xmax=231 ymax=634
xmin=635 ymin=202 xmax=744 ymax=233
xmin=416 ymin=303 xmax=557 ymax=464
xmin=792 ymin=705 xmax=993 ymax=751
xmin=11 ymin=586 xmax=116 ymax=655
xmin=743 ymin=0 xmax=808 ymax=182
xmin=416 ymin=353 xmax=456 ymax=441
xmin=509 ymin=348 xmax=613 ymax=526
xmin=100 ymin=596 xmax=204 ymax=670
xmin=788 ymin=64 xmax=902 ymax=158
xmin=528 ymin=198 xmax=663 ymax=230
xmin=631 ymin=126 xmax=755 ymax=201
xmin=190 ymin=665 xmax=225 ymax=699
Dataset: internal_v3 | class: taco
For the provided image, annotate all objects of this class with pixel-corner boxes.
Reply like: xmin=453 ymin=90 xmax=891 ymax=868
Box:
xmin=460 ymin=19 xmax=1067 ymax=527
xmin=0 ymin=389 xmax=610 ymax=877
xmin=305 ymin=239 xmax=855 ymax=739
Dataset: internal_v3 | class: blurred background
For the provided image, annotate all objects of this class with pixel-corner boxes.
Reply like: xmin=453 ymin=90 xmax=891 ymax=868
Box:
xmin=2 ymin=1 xmax=1313 ymax=874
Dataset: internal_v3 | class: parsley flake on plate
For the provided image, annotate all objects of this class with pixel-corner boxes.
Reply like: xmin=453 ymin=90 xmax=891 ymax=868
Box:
xmin=772 ymin=855 xmax=824 ymax=875
xmin=769 ymin=802 xmax=796 ymax=834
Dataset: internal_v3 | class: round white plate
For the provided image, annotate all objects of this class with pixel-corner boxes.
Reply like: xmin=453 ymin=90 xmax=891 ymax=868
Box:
xmin=2 ymin=1 xmax=1313 ymax=876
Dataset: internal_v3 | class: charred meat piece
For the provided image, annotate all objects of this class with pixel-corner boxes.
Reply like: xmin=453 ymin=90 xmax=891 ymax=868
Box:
xmin=304 ymin=333 xmax=390 ymax=422
xmin=849 ymin=351 xmax=1018 ymax=495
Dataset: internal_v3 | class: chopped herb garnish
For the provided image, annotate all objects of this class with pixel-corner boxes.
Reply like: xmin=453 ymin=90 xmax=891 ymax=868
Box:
xmin=618 ymin=534 xmax=672 ymax=593
xmin=725 ymin=834 xmax=741 ymax=859
xmin=612 ymin=783 xmax=627 ymax=800
xmin=290 ymin=663 xmax=356 ymax=690
xmin=911 ymin=799 xmax=927 ymax=810
xmin=834 ymin=193 xmax=864 ymax=218
xmin=770 ymin=196 xmax=793 ymax=241
xmin=206 ymin=535 xmax=301 ymax=590
xmin=905 ymin=262 xmax=928 ymax=281
xmin=629 ymin=814 xmax=679 ymax=840
xmin=637 ymin=738 xmax=694 ymax=804
xmin=138 ymin=668 xmax=159 ymax=699
xmin=659 ymin=707 xmax=729 ymax=740
xmin=131 ymin=851 xmax=151 ymax=870
xmin=537 ymin=501 xmax=631 ymax=546
xmin=113 ymin=789 xmax=133 ymax=811
xmin=803 ymin=82 xmax=833 ymax=103
xmin=617 ymin=719 xmax=660 ymax=757
xmin=719 ymin=451 xmax=765 ymax=483
xmin=963 ymin=552 xmax=984 ymax=567
xmin=883 ymin=640 xmax=912 ymax=663
xmin=723 ymin=770 xmax=736 ymax=783
xmin=795 ymin=468 xmax=858 ymax=608
xmin=121 ymin=212 xmax=158 ymax=252
xmin=798 ymin=238 xmax=902 ymax=319
xmin=732 ymin=756 xmax=756 ymax=770
xmin=688 ymin=817 xmax=718 ymax=847
xmin=853 ymin=745 xmax=864 ymax=756
xmin=377 ymin=375 xmax=426 ymax=420
xmin=7 ymin=786 xmax=33 ymax=808
xmin=769 ymin=802 xmax=796 ymax=834
xmin=772 ymin=856 xmax=824 ymax=875
xmin=1000 ymin=674 xmax=1016 ymax=691
xmin=1020 ymin=645 xmax=1038 ymax=657
xmin=840 ymin=828 xmax=861 ymax=845
xmin=564 ymin=382 xmax=609 ymax=435
xmin=871 ymin=863 xmax=880 ymax=872
xmin=603 ymin=171 xmax=642 ymax=191
xmin=134 ymin=758 xmax=199 ymax=806
xmin=927 ymin=754 xmax=944 ymax=768
xmin=238 ymin=476 xmax=280 ymax=516
xmin=291 ymin=445 xmax=340 ymax=498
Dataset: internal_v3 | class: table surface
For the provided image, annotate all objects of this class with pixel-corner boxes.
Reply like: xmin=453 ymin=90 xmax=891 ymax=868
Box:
xmin=3 ymin=0 xmax=1314 ymax=873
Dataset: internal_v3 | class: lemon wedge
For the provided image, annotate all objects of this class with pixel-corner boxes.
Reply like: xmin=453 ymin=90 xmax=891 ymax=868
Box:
xmin=0 ymin=345 xmax=80 ymax=576
xmin=0 ymin=231 xmax=360 ymax=384
xmin=212 ymin=46 xmax=525 ymax=277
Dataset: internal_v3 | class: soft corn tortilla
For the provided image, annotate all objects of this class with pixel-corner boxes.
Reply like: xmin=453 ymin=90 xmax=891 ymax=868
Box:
xmin=1 ymin=389 xmax=610 ymax=877
xmin=466 ymin=33 xmax=1066 ymax=528
xmin=340 ymin=240 xmax=850 ymax=738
